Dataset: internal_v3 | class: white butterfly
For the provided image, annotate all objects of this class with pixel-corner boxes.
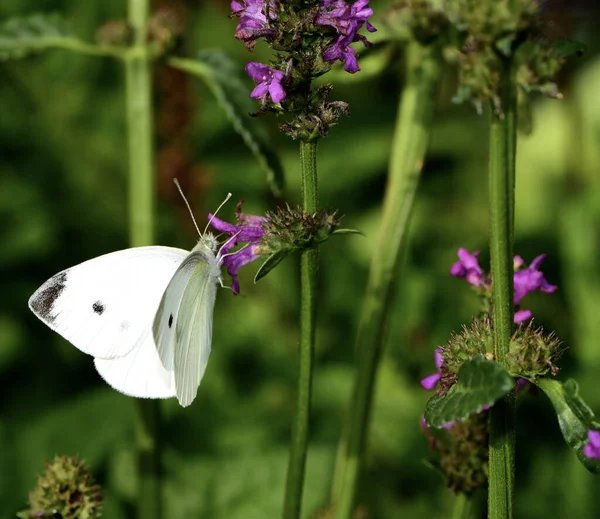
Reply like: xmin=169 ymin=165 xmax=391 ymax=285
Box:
xmin=28 ymin=189 xmax=232 ymax=407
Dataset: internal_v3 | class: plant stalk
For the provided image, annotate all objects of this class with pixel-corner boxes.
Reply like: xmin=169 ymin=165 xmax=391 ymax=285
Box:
xmin=125 ymin=0 xmax=162 ymax=518
xmin=487 ymin=54 xmax=517 ymax=519
xmin=452 ymin=493 xmax=473 ymax=519
xmin=283 ymin=140 xmax=318 ymax=519
xmin=331 ymin=41 xmax=441 ymax=519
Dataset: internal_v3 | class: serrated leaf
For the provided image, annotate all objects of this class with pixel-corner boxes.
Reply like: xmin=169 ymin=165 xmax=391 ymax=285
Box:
xmin=424 ymin=356 xmax=513 ymax=428
xmin=254 ymin=251 xmax=288 ymax=283
xmin=0 ymin=14 xmax=71 ymax=60
xmin=536 ymin=378 xmax=600 ymax=474
xmin=168 ymin=52 xmax=285 ymax=197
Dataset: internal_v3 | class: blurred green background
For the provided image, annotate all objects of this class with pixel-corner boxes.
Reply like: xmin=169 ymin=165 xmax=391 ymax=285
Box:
xmin=2 ymin=0 xmax=600 ymax=517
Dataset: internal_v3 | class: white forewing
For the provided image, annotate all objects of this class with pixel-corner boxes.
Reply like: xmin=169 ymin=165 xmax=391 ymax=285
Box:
xmin=29 ymin=246 xmax=189 ymax=360
xmin=153 ymin=246 xmax=220 ymax=407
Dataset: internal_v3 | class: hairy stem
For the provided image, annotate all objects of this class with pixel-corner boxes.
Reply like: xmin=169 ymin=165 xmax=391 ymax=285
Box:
xmin=283 ymin=140 xmax=318 ymax=519
xmin=126 ymin=0 xmax=162 ymax=518
xmin=488 ymin=54 xmax=517 ymax=519
xmin=331 ymin=41 xmax=441 ymax=519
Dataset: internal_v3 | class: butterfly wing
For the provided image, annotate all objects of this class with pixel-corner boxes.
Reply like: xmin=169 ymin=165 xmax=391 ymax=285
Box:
xmin=29 ymin=246 xmax=189 ymax=360
xmin=153 ymin=250 xmax=219 ymax=407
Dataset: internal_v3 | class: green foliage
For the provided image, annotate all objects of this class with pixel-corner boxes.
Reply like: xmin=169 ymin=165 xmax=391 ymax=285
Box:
xmin=168 ymin=51 xmax=285 ymax=197
xmin=0 ymin=14 xmax=71 ymax=60
xmin=424 ymin=356 xmax=513 ymax=428
xmin=537 ymin=378 xmax=600 ymax=474
xmin=1 ymin=0 xmax=600 ymax=517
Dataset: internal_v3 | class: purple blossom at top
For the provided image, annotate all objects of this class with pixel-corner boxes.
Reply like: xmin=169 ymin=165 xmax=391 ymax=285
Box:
xmin=231 ymin=0 xmax=277 ymax=48
xmin=317 ymin=0 xmax=376 ymax=73
xmin=316 ymin=0 xmax=376 ymax=37
xmin=584 ymin=430 xmax=600 ymax=460
xmin=513 ymin=254 xmax=557 ymax=305
xmin=246 ymin=62 xmax=287 ymax=103
xmin=210 ymin=211 xmax=268 ymax=295
xmin=450 ymin=248 xmax=557 ymax=323
xmin=421 ymin=347 xmax=443 ymax=390
xmin=450 ymin=248 xmax=487 ymax=286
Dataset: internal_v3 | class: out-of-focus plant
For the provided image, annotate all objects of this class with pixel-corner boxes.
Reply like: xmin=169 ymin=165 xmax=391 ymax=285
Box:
xmin=17 ymin=455 xmax=102 ymax=519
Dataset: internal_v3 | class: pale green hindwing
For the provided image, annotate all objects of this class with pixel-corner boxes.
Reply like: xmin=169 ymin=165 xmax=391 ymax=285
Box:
xmin=153 ymin=238 xmax=221 ymax=407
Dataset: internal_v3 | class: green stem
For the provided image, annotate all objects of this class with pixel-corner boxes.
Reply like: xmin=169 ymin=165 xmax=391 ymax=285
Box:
xmin=283 ymin=140 xmax=318 ymax=519
xmin=331 ymin=41 xmax=441 ymax=519
xmin=487 ymin=55 xmax=517 ymax=519
xmin=125 ymin=0 xmax=162 ymax=518
xmin=452 ymin=493 xmax=473 ymax=519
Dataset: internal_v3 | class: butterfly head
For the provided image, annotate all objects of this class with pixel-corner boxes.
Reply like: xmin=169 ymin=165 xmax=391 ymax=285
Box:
xmin=196 ymin=232 xmax=219 ymax=255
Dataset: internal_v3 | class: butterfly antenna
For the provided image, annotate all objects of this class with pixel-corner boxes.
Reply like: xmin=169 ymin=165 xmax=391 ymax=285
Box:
xmin=204 ymin=192 xmax=233 ymax=235
xmin=173 ymin=178 xmax=202 ymax=237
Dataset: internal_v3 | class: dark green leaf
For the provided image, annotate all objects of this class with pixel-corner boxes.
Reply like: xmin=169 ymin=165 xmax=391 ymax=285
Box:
xmin=536 ymin=378 xmax=600 ymax=474
xmin=254 ymin=251 xmax=289 ymax=283
xmin=554 ymin=39 xmax=587 ymax=59
xmin=0 ymin=14 xmax=71 ymax=60
xmin=424 ymin=356 xmax=513 ymax=428
xmin=168 ymin=52 xmax=285 ymax=197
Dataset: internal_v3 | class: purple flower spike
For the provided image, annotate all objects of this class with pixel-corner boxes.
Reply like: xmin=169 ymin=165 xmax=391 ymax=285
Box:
xmin=514 ymin=254 xmax=557 ymax=305
xmin=450 ymin=248 xmax=486 ymax=287
xmin=421 ymin=348 xmax=443 ymax=390
xmin=231 ymin=0 xmax=277 ymax=48
xmin=246 ymin=62 xmax=287 ymax=103
xmin=210 ymin=211 xmax=267 ymax=295
xmin=514 ymin=309 xmax=533 ymax=323
xmin=584 ymin=430 xmax=600 ymax=460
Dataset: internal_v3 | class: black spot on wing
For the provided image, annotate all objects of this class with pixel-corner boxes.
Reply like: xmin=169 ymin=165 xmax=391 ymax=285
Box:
xmin=30 ymin=271 xmax=68 ymax=323
xmin=168 ymin=314 xmax=173 ymax=328
xmin=92 ymin=301 xmax=105 ymax=315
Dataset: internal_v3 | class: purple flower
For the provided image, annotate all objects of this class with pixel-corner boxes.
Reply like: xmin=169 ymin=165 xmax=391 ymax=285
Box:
xmin=584 ymin=430 xmax=600 ymax=460
xmin=316 ymin=0 xmax=376 ymax=37
xmin=421 ymin=348 xmax=443 ymax=390
xmin=513 ymin=254 xmax=557 ymax=305
xmin=231 ymin=0 xmax=277 ymax=48
xmin=210 ymin=211 xmax=268 ymax=295
xmin=450 ymin=248 xmax=486 ymax=287
xmin=450 ymin=248 xmax=557 ymax=323
xmin=246 ymin=62 xmax=286 ymax=103
xmin=317 ymin=0 xmax=376 ymax=73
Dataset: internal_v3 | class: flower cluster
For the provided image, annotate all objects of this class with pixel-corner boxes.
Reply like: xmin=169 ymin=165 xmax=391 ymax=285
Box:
xmin=210 ymin=202 xmax=350 ymax=294
xmin=230 ymin=0 xmax=375 ymax=137
xmin=450 ymin=248 xmax=557 ymax=323
xmin=18 ymin=455 xmax=102 ymax=519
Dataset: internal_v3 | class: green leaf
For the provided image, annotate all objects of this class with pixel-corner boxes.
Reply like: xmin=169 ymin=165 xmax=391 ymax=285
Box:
xmin=254 ymin=251 xmax=289 ymax=283
xmin=536 ymin=378 xmax=600 ymax=474
xmin=554 ymin=39 xmax=587 ymax=59
xmin=0 ymin=14 xmax=71 ymax=60
xmin=331 ymin=228 xmax=363 ymax=236
xmin=168 ymin=52 xmax=285 ymax=197
xmin=424 ymin=356 xmax=513 ymax=428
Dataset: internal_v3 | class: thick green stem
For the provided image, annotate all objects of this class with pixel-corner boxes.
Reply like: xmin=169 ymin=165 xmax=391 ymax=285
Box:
xmin=331 ymin=41 xmax=441 ymax=519
xmin=452 ymin=493 xmax=473 ymax=519
xmin=283 ymin=140 xmax=318 ymax=519
xmin=125 ymin=1 xmax=162 ymax=518
xmin=487 ymin=55 xmax=517 ymax=519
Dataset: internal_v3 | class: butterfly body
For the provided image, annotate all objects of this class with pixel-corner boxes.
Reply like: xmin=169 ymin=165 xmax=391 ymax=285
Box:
xmin=29 ymin=232 xmax=223 ymax=407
